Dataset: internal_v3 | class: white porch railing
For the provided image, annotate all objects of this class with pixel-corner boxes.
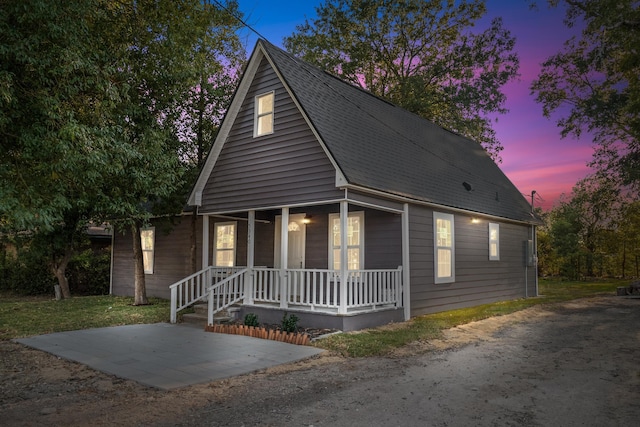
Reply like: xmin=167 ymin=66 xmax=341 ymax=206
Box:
xmin=251 ymin=267 xmax=403 ymax=313
xmin=170 ymin=266 xmax=403 ymax=323
xmin=169 ymin=266 xmax=245 ymax=323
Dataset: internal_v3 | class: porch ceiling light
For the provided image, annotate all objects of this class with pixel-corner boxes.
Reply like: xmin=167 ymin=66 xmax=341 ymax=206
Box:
xmin=471 ymin=218 xmax=481 ymax=224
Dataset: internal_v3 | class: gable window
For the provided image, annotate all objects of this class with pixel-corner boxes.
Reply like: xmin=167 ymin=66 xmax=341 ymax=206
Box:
xmin=214 ymin=222 xmax=236 ymax=267
xmin=328 ymin=212 xmax=364 ymax=270
xmin=489 ymin=223 xmax=500 ymax=261
xmin=140 ymin=228 xmax=155 ymax=274
xmin=254 ymin=91 xmax=274 ymax=137
xmin=434 ymin=212 xmax=455 ymax=283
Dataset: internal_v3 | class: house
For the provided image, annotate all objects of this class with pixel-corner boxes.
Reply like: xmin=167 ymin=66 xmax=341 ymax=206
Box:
xmin=110 ymin=40 xmax=540 ymax=331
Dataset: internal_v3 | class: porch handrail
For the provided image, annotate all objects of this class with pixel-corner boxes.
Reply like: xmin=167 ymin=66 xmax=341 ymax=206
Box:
xmin=169 ymin=266 xmax=245 ymax=323
xmin=207 ymin=269 xmax=248 ymax=325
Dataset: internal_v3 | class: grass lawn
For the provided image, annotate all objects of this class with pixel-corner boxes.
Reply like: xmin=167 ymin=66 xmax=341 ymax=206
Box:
xmin=0 ymin=278 xmax=628 ymax=356
xmin=0 ymin=293 xmax=169 ymax=340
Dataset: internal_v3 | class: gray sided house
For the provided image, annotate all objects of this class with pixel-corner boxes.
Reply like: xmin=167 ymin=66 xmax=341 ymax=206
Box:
xmin=110 ymin=40 xmax=541 ymax=331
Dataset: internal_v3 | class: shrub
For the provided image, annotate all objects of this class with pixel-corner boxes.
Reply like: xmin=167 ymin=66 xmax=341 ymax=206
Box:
xmin=281 ymin=312 xmax=299 ymax=333
xmin=244 ymin=313 xmax=259 ymax=327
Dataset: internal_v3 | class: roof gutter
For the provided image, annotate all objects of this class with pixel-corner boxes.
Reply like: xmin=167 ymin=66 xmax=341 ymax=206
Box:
xmin=342 ymin=184 xmax=542 ymax=226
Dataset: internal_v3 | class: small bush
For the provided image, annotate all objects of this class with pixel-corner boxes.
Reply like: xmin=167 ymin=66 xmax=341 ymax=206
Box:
xmin=281 ymin=312 xmax=299 ymax=333
xmin=244 ymin=313 xmax=259 ymax=327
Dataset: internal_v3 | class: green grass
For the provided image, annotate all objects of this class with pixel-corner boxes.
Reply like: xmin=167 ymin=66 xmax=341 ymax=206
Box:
xmin=0 ymin=293 xmax=170 ymax=340
xmin=315 ymin=278 xmax=627 ymax=357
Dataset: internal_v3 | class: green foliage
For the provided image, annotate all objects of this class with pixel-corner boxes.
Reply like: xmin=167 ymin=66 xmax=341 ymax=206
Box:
xmin=281 ymin=312 xmax=299 ymax=333
xmin=0 ymin=294 xmax=170 ymax=340
xmin=531 ymin=0 xmax=640 ymax=191
xmin=243 ymin=313 xmax=259 ymax=327
xmin=284 ymin=0 xmax=519 ymax=160
xmin=0 ymin=236 xmax=110 ymax=296
xmin=316 ymin=278 xmax=624 ymax=357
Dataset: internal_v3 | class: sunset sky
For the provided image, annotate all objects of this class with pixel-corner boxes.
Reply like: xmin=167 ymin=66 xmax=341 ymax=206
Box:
xmin=235 ymin=1 xmax=593 ymax=210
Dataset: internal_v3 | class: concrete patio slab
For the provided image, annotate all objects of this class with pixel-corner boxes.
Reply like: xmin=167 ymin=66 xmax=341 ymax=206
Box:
xmin=15 ymin=323 xmax=324 ymax=390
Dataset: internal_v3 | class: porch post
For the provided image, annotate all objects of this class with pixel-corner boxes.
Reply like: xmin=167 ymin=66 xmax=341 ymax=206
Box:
xmin=402 ymin=203 xmax=411 ymax=321
xmin=339 ymin=201 xmax=348 ymax=314
xmin=202 ymin=214 xmax=209 ymax=268
xmin=280 ymin=207 xmax=289 ymax=309
xmin=245 ymin=210 xmax=255 ymax=304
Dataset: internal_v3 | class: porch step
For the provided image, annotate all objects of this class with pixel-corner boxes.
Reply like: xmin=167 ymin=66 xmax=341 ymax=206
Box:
xmin=180 ymin=304 xmax=235 ymax=326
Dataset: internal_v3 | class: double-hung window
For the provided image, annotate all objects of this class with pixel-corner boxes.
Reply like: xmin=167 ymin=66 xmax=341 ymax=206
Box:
xmin=489 ymin=223 xmax=500 ymax=261
xmin=434 ymin=212 xmax=455 ymax=283
xmin=328 ymin=212 xmax=364 ymax=270
xmin=140 ymin=228 xmax=155 ymax=274
xmin=254 ymin=91 xmax=274 ymax=137
xmin=214 ymin=222 xmax=236 ymax=267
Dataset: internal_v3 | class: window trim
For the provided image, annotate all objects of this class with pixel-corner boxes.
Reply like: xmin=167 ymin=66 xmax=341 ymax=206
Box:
xmin=140 ymin=227 xmax=155 ymax=275
xmin=328 ymin=211 xmax=364 ymax=271
xmin=253 ymin=91 xmax=274 ymax=137
xmin=489 ymin=222 xmax=500 ymax=261
xmin=433 ymin=212 xmax=455 ymax=284
xmin=213 ymin=221 xmax=237 ymax=267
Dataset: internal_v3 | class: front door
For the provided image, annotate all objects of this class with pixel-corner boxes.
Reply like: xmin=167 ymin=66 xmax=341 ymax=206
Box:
xmin=274 ymin=214 xmax=306 ymax=269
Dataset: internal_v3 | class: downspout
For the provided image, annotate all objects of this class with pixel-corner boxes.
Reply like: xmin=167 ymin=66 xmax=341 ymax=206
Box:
xmin=109 ymin=226 xmax=115 ymax=295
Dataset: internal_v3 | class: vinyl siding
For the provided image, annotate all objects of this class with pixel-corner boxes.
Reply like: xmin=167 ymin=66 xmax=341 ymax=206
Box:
xmin=409 ymin=204 xmax=536 ymax=316
xmin=200 ymin=57 xmax=342 ymax=213
xmin=111 ymin=216 xmax=202 ymax=300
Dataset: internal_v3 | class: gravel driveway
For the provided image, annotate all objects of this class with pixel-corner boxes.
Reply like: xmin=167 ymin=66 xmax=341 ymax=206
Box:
xmin=2 ymin=296 xmax=639 ymax=426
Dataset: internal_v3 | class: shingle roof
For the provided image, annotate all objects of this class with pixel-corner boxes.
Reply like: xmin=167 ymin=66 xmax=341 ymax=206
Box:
xmin=260 ymin=40 xmax=539 ymax=224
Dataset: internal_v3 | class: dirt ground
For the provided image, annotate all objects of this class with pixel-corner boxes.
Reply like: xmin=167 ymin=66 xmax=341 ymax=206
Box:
xmin=2 ymin=296 xmax=639 ymax=426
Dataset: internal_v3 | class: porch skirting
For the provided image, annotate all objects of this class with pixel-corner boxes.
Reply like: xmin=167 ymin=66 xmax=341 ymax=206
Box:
xmin=236 ymin=304 xmax=405 ymax=332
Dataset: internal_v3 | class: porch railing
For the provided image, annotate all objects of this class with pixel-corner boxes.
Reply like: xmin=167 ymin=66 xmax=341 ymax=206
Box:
xmin=169 ymin=266 xmax=245 ymax=323
xmin=170 ymin=266 xmax=403 ymax=323
xmin=251 ymin=267 xmax=402 ymax=313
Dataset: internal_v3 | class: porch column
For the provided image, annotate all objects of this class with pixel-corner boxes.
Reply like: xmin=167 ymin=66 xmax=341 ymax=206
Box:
xmin=202 ymin=214 xmax=209 ymax=268
xmin=245 ymin=210 xmax=255 ymax=304
xmin=339 ymin=201 xmax=348 ymax=314
xmin=402 ymin=203 xmax=411 ymax=321
xmin=280 ymin=207 xmax=289 ymax=309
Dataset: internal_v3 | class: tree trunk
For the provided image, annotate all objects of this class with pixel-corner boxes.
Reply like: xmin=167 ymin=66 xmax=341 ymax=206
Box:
xmin=51 ymin=249 xmax=73 ymax=300
xmin=132 ymin=223 xmax=149 ymax=305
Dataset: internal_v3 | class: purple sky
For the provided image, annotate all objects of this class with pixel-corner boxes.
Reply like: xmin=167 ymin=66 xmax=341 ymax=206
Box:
xmin=237 ymin=1 xmax=593 ymax=210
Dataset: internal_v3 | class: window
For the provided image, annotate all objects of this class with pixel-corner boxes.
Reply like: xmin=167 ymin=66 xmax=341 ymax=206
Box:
xmin=140 ymin=228 xmax=155 ymax=274
xmin=214 ymin=222 xmax=236 ymax=267
xmin=328 ymin=212 xmax=364 ymax=270
xmin=434 ymin=212 xmax=454 ymax=283
xmin=489 ymin=223 xmax=500 ymax=261
xmin=254 ymin=91 xmax=274 ymax=137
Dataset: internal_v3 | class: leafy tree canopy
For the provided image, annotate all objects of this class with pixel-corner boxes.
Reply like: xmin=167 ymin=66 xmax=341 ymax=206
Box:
xmin=531 ymin=0 xmax=640 ymax=192
xmin=283 ymin=0 xmax=520 ymax=160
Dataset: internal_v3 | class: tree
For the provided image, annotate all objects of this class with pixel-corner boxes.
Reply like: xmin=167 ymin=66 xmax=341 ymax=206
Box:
xmin=0 ymin=0 xmax=244 ymax=301
xmin=101 ymin=0 xmax=245 ymax=305
xmin=531 ymin=0 xmax=640 ymax=190
xmin=283 ymin=0 xmax=519 ymax=159
xmin=0 ymin=0 xmax=130 ymax=298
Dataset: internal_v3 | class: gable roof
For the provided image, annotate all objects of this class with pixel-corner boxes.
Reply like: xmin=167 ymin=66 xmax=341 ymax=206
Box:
xmin=190 ymin=40 xmax=539 ymax=224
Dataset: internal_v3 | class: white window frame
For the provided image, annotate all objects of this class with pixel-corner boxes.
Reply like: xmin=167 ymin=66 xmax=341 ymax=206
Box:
xmin=489 ymin=222 xmax=500 ymax=261
xmin=253 ymin=91 xmax=274 ymax=137
xmin=213 ymin=221 xmax=237 ymax=267
xmin=434 ymin=212 xmax=455 ymax=284
xmin=328 ymin=211 xmax=364 ymax=271
xmin=140 ymin=227 xmax=155 ymax=275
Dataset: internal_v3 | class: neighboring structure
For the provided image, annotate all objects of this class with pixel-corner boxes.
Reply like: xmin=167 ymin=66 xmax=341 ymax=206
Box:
xmin=110 ymin=40 xmax=540 ymax=331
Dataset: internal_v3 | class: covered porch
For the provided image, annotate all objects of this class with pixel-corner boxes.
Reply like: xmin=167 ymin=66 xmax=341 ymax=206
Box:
xmin=170 ymin=197 xmax=411 ymax=330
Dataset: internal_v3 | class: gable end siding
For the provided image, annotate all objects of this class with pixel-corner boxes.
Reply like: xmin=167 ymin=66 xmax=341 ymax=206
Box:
xmin=408 ymin=204 xmax=536 ymax=316
xmin=200 ymin=57 xmax=343 ymax=213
